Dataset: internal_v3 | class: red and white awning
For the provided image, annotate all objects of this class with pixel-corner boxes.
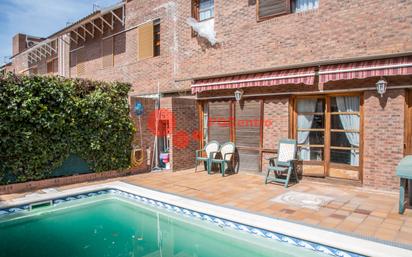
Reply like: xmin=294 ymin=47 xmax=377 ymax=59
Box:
xmin=191 ymin=67 xmax=316 ymax=94
xmin=319 ymin=56 xmax=412 ymax=84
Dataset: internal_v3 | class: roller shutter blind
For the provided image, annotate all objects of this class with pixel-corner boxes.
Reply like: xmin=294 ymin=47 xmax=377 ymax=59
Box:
xmin=235 ymin=100 xmax=262 ymax=172
xmin=208 ymin=101 xmax=231 ymax=144
xmin=238 ymin=149 xmax=260 ymax=172
xmin=235 ymin=100 xmax=261 ymax=148
xmin=258 ymin=0 xmax=290 ymax=19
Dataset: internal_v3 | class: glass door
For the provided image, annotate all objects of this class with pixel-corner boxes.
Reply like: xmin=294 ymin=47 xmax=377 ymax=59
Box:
xmin=328 ymin=96 xmax=361 ymax=180
xmin=294 ymin=94 xmax=362 ymax=180
xmin=295 ymin=97 xmax=326 ymax=177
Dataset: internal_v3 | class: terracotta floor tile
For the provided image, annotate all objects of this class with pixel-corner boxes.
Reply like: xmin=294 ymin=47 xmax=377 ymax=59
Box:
xmin=383 ymin=218 xmax=404 ymax=226
xmin=302 ymin=218 xmax=321 ymax=225
xmin=370 ymin=210 xmax=389 ymax=219
xmin=396 ymin=231 xmax=412 ymax=245
xmin=380 ymin=222 xmax=401 ymax=231
xmin=336 ymin=220 xmax=359 ymax=232
xmin=374 ymin=228 xmax=398 ymax=241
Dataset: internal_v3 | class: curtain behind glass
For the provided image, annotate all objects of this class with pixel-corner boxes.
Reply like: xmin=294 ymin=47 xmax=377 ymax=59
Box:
xmin=293 ymin=0 xmax=319 ymax=13
xmin=297 ymin=99 xmax=317 ymax=160
xmin=336 ymin=96 xmax=360 ymax=166
xmin=203 ymin=104 xmax=209 ymax=144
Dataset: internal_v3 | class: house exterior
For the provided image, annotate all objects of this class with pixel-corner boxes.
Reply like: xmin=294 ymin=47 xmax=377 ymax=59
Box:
xmin=4 ymin=0 xmax=412 ymax=191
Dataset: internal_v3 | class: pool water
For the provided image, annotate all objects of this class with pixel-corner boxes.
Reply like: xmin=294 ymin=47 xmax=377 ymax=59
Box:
xmin=0 ymin=195 xmax=324 ymax=257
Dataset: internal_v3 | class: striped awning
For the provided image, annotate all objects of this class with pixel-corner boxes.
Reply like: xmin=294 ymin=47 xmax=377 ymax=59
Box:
xmin=319 ymin=56 xmax=412 ymax=84
xmin=191 ymin=67 xmax=316 ymax=94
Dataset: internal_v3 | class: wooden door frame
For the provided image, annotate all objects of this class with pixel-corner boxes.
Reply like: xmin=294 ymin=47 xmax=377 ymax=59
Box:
xmin=291 ymin=95 xmax=327 ymax=177
xmin=291 ymin=92 xmax=364 ymax=181
xmin=197 ymin=101 xmax=205 ymax=150
xmin=405 ymin=89 xmax=412 ymax=156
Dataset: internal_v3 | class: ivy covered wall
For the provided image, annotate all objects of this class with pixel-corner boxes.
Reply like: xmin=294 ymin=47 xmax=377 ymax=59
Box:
xmin=0 ymin=74 xmax=134 ymax=184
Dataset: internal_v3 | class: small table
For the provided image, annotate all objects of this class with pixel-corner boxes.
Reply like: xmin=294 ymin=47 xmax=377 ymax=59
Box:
xmin=396 ymin=155 xmax=412 ymax=214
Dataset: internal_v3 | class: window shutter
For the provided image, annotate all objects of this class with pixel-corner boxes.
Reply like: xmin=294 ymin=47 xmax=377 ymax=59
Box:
xmin=138 ymin=22 xmax=154 ymax=60
xmin=258 ymin=0 xmax=290 ymax=19
xmin=102 ymin=37 xmax=113 ymax=68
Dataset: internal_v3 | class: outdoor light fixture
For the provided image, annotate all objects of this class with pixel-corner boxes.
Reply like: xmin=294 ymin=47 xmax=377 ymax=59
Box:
xmin=234 ymin=89 xmax=244 ymax=101
xmin=376 ymin=78 xmax=387 ymax=97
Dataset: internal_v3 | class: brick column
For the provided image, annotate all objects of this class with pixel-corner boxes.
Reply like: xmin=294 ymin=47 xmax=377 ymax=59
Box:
xmin=363 ymin=89 xmax=405 ymax=191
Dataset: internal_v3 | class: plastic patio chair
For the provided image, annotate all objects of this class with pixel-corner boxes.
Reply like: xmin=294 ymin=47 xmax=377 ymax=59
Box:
xmin=265 ymin=138 xmax=298 ymax=188
xmin=195 ymin=140 xmax=220 ymax=173
xmin=210 ymin=142 xmax=236 ymax=177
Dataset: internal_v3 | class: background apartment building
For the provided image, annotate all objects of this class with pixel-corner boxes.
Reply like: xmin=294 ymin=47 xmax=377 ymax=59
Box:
xmin=2 ymin=0 xmax=412 ymax=191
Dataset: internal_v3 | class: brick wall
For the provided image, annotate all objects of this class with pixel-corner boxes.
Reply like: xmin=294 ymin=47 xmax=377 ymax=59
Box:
xmin=175 ymin=0 xmax=412 ymax=82
xmin=262 ymin=96 xmax=290 ymax=171
xmin=171 ymin=97 xmax=199 ymax=171
xmin=10 ymin=53 xmax=28 ymax=74
xmin=69 ymin=0 xmax=177 ymax=95
xmin=363 ymin=89 xmax=405 ymax=191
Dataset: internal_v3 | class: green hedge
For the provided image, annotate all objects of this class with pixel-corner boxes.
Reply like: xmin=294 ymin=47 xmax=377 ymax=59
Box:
xmin=0 ymin=73 xmax=135 ymax=184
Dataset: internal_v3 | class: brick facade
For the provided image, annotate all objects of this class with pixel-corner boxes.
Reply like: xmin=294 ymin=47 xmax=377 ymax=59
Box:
xmin=172 ymin=97 xmax=199 ymax=171
xmin=174 ymin=0 xmax=412 ymax=84
xmin=69 ymin=0 xmax=177 ymax=95
xmin=262 ymin=97 xmax=290 ymax=171
xmin=363 ymin=89 xmax=405 ymax=191
xmin=3 ymin=0 xmax=412 ymax=190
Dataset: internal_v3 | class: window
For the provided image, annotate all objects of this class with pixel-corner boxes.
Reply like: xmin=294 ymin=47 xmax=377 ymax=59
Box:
xmin=153 ymin=19 xmax=160 ymax=57
xmin=292 ymin=0 xmax=319 ymax=13
xmin=192 ymin=0 xmax=214 ymax=21
xmin=199 ymin=0 xmax=214 ymax=21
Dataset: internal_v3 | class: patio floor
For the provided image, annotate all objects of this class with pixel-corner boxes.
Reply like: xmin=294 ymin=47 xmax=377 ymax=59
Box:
xmin=1 ymin=168 xmax=412 ymax=248
xmin=123 ymin=169 xmax=412 ymax=248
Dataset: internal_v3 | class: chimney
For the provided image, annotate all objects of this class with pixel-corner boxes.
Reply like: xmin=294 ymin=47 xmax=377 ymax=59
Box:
xmin=12 ymin=33 xmax=28 ymax=56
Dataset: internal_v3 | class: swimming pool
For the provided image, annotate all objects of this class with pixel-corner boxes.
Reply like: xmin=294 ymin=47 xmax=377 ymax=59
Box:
xmin=0 ymin=182 xmax=409 ymax=257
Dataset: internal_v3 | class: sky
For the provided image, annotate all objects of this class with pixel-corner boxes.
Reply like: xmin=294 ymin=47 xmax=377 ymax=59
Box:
xmin=0 ymin=0 xmax=118 ymax=64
